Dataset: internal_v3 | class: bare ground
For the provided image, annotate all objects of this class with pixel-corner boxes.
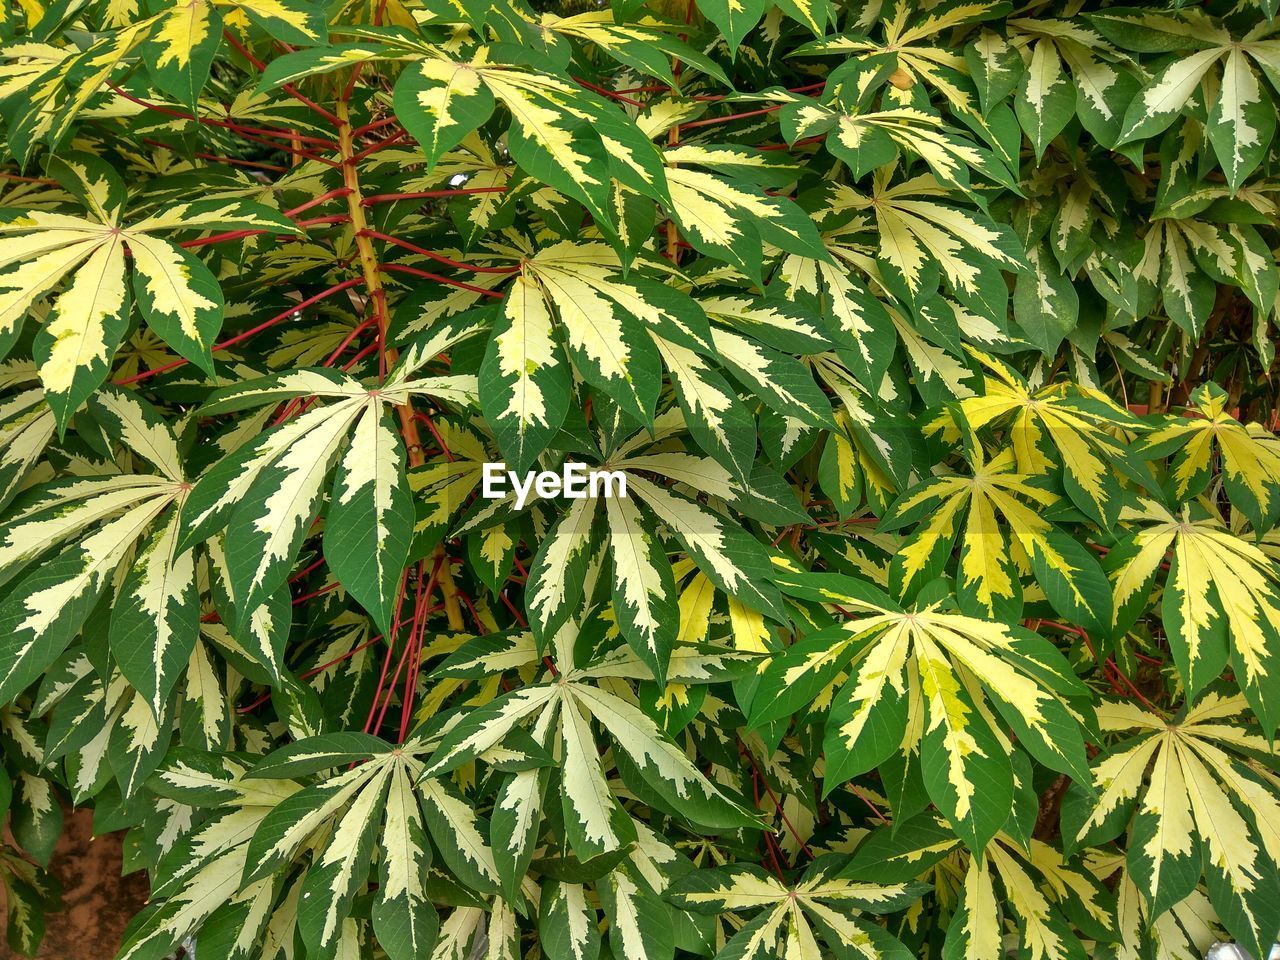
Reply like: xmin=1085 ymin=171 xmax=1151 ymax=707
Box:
xmin=1 ymin=805 xmax=149 ymax=960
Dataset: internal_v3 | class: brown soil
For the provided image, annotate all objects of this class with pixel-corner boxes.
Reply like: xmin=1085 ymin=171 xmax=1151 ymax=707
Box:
xmin=1 ymin=805 xmax=149 ymax=960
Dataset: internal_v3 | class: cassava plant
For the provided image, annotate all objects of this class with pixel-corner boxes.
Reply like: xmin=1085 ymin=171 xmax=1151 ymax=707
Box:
xmin=2 ymin=0 xmax=1280 ymax=957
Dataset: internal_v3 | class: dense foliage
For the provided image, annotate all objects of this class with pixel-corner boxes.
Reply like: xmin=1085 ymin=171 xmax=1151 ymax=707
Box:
xmin=2 ymin=0 xmax=1280 ymax=956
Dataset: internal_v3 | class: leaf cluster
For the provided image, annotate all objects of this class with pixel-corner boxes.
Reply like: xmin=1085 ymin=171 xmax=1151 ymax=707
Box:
xmin=1 ymin=0 xmax=1279 ymax=959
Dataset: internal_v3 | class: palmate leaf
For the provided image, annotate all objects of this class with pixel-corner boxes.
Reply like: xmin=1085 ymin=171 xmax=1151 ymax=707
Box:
xmin=2 ymin=21 xmax=156 ymax=165
xmin=813 ymin=175 xmax=1024 ymax=318
xmin=666 ymin=856 xmax=925 ymax=960
xmin=1075 ymin=693 xmax=1280 ymax=955
xmin=1086 ymin=849 xmax=1225 ymax=960
xmin=1107 ymin=499 xmax=1280 ymax=732
xmin=0 ymin=155 xmax=299 ymax=429
xmin=179 ymin=315 xmax=483 ymax=621
xmin=752 ymin=570 xmax=1090 ymax=850
xmin=930 ymin=350 xmax=1142 ymax=529
xmin=809 ymin=351 xmax=923 ymax=495
xmin=214 ymin=742 xmax=458 ymax=956
xmin=1101 ymin=13 xmax=1280 ymax=191
xmin=115 ymin=760 xmax=298 ymax=960
xmin=542 ymin=12 xmax=732 ymax=87
xmin=791 ymin=0 xmax=1018 ymax=166
xmin=424 ymin=619 xmax=757 ymax=868
xmin=392 ymin=53 xmax=669 ymax=226
xmin=7 ymin=0 xmax=1280 ymax=953
xmin=882 ymin=444 xmax=1113 ymax=632
xmin=660 ymin=161 xmax=828 ymax=285
xmin=652 ymin=337 xmax=757 ymax=483
xmin=1135 ymin=382 xmax=1280 ymax=531
xmin=514 ymin=416 xmax=788 ymax=679
xmin=0 ymin=397 xmax=195 ymax=707
xmin=523 ymin=245 xmax=705 ymax=396
xmin=784 ymin=99 xmax=1017 ymax=193
xmin=297 ymin=763 xmax=392 ymax=955
xmin=1131 ymin=217 xmax=1246 ymax=339
xmin=845 ymin=813 xmax=1115 ymax=960
xmin=481 ymin=241 xmax=719 ymax=468
xmin=623 ymin=474 xmax=787 ymax=621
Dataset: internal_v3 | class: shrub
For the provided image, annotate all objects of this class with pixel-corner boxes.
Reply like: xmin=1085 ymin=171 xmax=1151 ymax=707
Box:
xmin=1 ymin=0 xmax=1280 ymax=957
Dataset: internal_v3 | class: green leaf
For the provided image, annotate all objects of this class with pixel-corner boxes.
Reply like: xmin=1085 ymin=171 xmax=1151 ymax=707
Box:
xmin=392 ymin=58 xmax=497 ymax=172
xmin=374 ymin=763 xmax=439 ymax=960
xmin=298 ymin=766 xmax=391 ymax=956
xmin=540 ymin=881 xmax=601 ymax=960
xmin=32 ymin=237 xmax=130 ymax=431
xmin=140 ymin=0 xmax=224 ymax=108
xmin=480 ymin=275 xmax=572 ymax=473
xmin=247 ymin=732 xmax=392 ymax=779
xmin=0 ymin=497 xmax=166 ymax=706
xmin=1206 ymin=50 xmax=1276 ymax=194
xmin=1014 ymin=42 xmax=1076 ymax=159
xmin=127 ymin=236 xmax=224 ymax=376
xmin=324 ymin=403 xmax=414 ymax=636
xmin=109 ymin=511 xmax=199 ymax=721
xmin=604 ymin=494 xmax=678 ymax=688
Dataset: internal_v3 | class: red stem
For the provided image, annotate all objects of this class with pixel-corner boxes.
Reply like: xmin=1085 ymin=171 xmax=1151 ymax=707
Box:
xmin=414 ymin=411 xmax=454 ymax=460
xmin=237 ymin=626 xmax=401 ymax=713
xmin=151 ymin=123 xmax=341 ymax=165
xmin=283 ymin=187 xmax=354 ymax=218
xmin=288 ymin=556 xmax=328 ymax=583
xmin=115 ymin=277 xmax=363 ymax=384
xmin=613 ymin=84 xmax=672 ymax=94
xmin=0 ymin=172 xmax=57 ymax=184
xmin=398 ymin=556 xmax=444 ymax=740
xmin=757 ymin=135 xmax=826 ymax=152
xmin=352 ymin=129 xmax=408 ymax=160
xmin=361 ymin=187 xmax=508 ymax=206
xmin=342 ymin=341 xmax=380 ymax=370
xmin=1107 ymin=659 xmax=1163 ymax=714
xmin=353 ymin=116 xmax=402 ymax=137
xmin=739 ymin=738 xmax=817 ymax=857
xmin=364 ymin=566 xmax=414 ymax=733
xmin=292 ymin=581 xmax=341 ymax=604
xmin=375 ymin=557 xmax=446 ymax=735
xmin=382 ymin=262 xmax=505 ymax=298
xmin=322 ymin=315 xmax=380 ymax=368
xmin=690 ymin=81 xmax=826 ymax=103
xmin=680 ymin=104 xmax=784 ymax=130
xmin=110 ymin=85 xmax=337 ymax=146
xmin=362 ymin=230 xmax=521 ymax=274
xmin=177 ymin=229 xmax=263 ymax=249
xmin=850 ymin=784 xmax=891 ymax=824
xmin=498 ymin=589 xmax=528 ymax=628
xmin=573 ymin=76 xmax=645 ymax=106
xmin=224 ymin=32 xmax=343 ymax=126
